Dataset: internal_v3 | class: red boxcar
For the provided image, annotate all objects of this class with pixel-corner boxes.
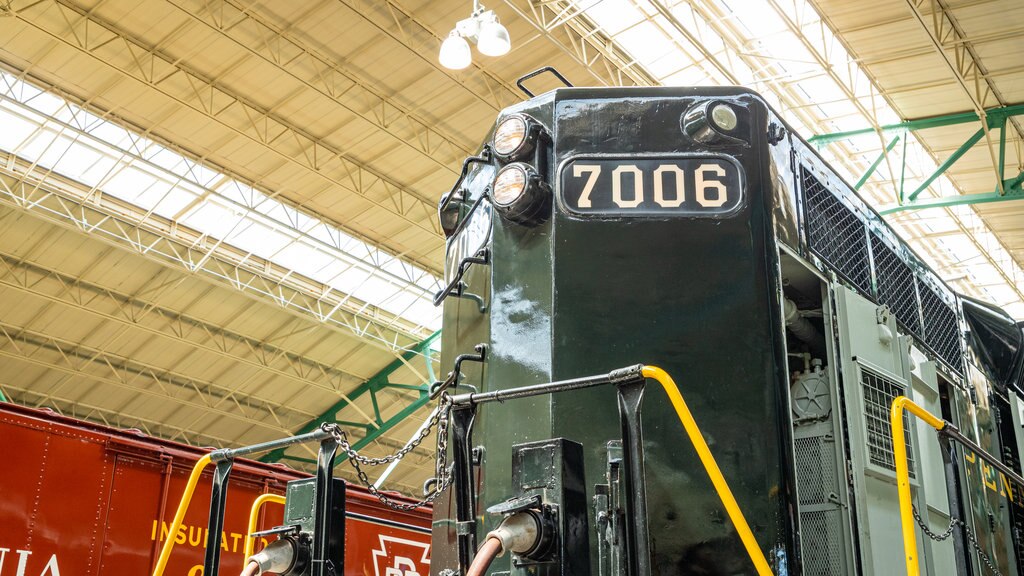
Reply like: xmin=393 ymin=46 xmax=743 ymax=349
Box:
xmin=0 ymin=403 xmax=431 ymax=576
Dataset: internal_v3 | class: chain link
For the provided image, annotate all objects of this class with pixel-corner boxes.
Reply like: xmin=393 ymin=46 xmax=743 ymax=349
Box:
xmin=320 ymin=393 xmax=454 ymax=511
xmin=912 ymin=504 xmax=1003 ymax=576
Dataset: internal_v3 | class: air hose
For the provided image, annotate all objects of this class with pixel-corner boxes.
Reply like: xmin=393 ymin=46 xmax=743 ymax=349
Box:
xmin=468 ymin=511 xmax=543 ymax=576
xmin=466 ymin=538 xmax=503 ymax=576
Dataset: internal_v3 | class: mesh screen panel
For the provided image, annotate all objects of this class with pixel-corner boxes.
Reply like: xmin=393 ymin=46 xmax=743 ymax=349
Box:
xmin=795 ymin=436 xmax=837 ymax=505
xmin=801 ymin=510 xmax=846 ymax=575
xmin=801 ymin=167 xmax=871 ymax=293
xmin=870 ymin=234 xmax=922 ymax=336
xmin=862 ymin=368 xmax=914 ymax=477
xmin=920 ymin=284 xmax=964 ymax=374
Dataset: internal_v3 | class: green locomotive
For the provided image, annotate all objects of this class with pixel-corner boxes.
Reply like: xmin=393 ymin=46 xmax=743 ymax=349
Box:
xmin=429 ymin=82 xmax=1024 ymax=576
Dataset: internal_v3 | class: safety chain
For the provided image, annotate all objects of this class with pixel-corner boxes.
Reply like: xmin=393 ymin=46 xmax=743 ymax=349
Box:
xmin=912 ymin=504 xmax=1003 ymax=576
xmin=320 ymin=393 xmax=454 ymax=511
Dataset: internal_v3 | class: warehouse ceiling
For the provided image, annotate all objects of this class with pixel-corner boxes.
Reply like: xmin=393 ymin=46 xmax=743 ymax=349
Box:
xmin=0 ymin=0 xmax=1021 ymax=495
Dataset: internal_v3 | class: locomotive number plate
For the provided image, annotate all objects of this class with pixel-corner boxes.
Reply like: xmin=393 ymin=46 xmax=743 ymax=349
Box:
xmin=559 ymin=156 xmax=743 ymax=216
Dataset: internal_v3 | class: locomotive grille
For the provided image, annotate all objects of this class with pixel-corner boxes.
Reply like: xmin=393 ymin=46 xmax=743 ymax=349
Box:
xmin=795 ymin=436 xmax=837 ymax=505
xmin=870 ymin=233 xmax=922 ymax=336
xmin=801 ymin=510 xmax=845 ymax=575
xmin=801 ymin=167 xmax=871 ymax=294
xmin=920 ymin=284 xmax=964 ymax=374
xmin=862 ymin=368 xmax=914 ymax=477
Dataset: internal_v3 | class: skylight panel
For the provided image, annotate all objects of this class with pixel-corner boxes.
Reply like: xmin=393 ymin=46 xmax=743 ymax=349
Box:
xmin=0 ymin=70 xmax=442 ymax=334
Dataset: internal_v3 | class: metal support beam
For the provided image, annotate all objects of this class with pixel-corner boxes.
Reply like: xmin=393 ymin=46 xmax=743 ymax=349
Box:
xmin=881 ymin=179 xmax=1024 ymax=214
xmin=332 ymin=0 xmax=522 ymax=112
xmin=908 ymin=127 xmax=985 ymax=201
xmin=162 ymin=0 xmax=472 ymax=171
xmin=0 ymin=150 xmax=429 ymax=353
xmin=811 ymin=104 xmax=1024 ymax=206
xmin=261 ymin=330 xmax=440 ymax=463
xmin=6 ymin=0 xmax=442 ymax=242
xmin=857 ymin=135 xmax=901 ymax=190
xmin=503 ymin=0 xmax=657 ymax=88
xmin=0 ymin=320 xmax=309 ymax=435
xmin=808 ymin=103 xmax=1024 ymax=144
xmin=0 ymin=249 xmax=386 ymax=421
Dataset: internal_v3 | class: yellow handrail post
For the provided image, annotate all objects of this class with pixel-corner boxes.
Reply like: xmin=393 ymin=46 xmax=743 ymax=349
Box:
xmin=243 ymin=493 xmax=287 ymax=567
xmin=890 ymin=395 xmax=946 ymax=576
xmin=152 ymin=453 xmax=213 ymax=576
xmin=641 ymin=365 xmax=775 ymax=576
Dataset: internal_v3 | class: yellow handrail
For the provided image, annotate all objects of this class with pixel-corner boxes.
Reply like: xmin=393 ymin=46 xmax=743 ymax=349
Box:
xmin=243 ymin=493 xmax=287 ymax=567
xmin=642 ymin=365 xmax=774 ymax=576
xmin=152 ymin=454 xmax=213 ymax=576
xmin=890 ymin=395 xmax=946 ymax=576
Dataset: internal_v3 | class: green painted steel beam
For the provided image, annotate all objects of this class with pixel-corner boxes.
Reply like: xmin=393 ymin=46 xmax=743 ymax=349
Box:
xmin=906 ymin=127 xmax=986 ymax=202
xmin=808 ymin=102 xmax=1024 ymax=144
xmin=855 ymin=135 xmax=900 ymax=190
xmin=880 ymin=178 xmax=1024 ymax=214
xmin=260 ymin=330 xmax=440 ymax=463
xmin=351 ymin=391 xmax=431 ymax=451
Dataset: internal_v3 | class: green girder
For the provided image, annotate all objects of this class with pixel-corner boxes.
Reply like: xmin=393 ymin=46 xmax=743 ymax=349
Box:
xmin=260 ymin=330 xmax=440 ymax=463
xmin=810 ymin=103 xmax=1024 ymax=212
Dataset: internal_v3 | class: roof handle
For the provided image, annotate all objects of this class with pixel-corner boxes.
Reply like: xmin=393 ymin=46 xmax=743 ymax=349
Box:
xmin=516 ymin=66 xmax=573 ymax=98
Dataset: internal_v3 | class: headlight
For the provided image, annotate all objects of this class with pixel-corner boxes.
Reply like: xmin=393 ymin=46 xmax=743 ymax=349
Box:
xmin=681 ymin=100 xmax=745 ymax=145
xmin=492 ymin=113 xmax=544 ymax=162
xmin=492 ymin=163 xmax=551 ymax=226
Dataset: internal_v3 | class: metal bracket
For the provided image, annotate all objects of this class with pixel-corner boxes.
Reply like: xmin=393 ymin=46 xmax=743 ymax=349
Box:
xmin=434 ymin=248 xmax=491 ymax=307
xmin=430 ymin=343 xmax=487 ymax=399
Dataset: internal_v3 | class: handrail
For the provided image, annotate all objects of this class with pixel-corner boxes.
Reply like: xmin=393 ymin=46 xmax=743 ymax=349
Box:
xmin=242 ymin=493 xmax=287 ymax=568
xmin=447 ymin=364 xmax=775 ymax=576
xmin=642 ymin=366 xmax=775 ymax=576
xmin=151 ymin=426 xmax=337 ymax=576
xmin=891 ymin=395 xmax=1024 ymax=576
xmin=152 ymin=454 xmax=213 ymax=576
xmin=890 ymin=396 xmax=945 ymax=576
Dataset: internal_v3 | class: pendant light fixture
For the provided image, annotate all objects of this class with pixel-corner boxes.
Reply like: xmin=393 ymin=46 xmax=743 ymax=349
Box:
xmin=439 ymin=1 xmax=511 ymax=70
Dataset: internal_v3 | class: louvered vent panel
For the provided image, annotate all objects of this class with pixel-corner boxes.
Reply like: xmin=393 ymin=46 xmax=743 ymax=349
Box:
xmin=920 ymin=284 xmax=964 ymax=374
xmin=870 ymin=234 xmax=921 ymax=336
xmin=801 ymin=167 xmax=871 ymax=293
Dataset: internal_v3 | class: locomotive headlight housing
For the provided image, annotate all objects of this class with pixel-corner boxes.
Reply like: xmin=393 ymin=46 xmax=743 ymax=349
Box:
xmin=681 ymin=100 xmax=746 ymax=146
xmin=492 ymin=162 xmax=551 ymax=226
xmin=493 ymin=113 xmax=545 ymax=162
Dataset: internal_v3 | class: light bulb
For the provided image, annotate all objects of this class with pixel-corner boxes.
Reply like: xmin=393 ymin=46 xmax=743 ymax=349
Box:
xmin=476 ymin=15 xmax=510 ymax=57
xmin=439 ymin=32 xmax=472 ymax=70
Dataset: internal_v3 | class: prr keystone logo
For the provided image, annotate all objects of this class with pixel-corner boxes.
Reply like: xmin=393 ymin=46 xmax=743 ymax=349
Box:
xmin=372 ymin=535 xmax=431 ymax=576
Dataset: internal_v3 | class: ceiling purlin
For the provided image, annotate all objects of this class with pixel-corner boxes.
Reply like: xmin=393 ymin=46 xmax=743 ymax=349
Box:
xmin=166 ymin=0 xmax=472 ymax=171
xmin=8 ymin=0 xmax=443 ymax=240
xmin=503 ymin=0 xmax=655 ymax=87
xmin=0 ymin=319 xmax=311 ymax=433
xmin=335 ymin=0 xmax=523 ymax=111
xmin=0 ymin=151 xmax=429 ymax=356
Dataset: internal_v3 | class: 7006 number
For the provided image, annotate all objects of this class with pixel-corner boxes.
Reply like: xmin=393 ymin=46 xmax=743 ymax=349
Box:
xmin=560 ymin=157 xmax=742 ymax=216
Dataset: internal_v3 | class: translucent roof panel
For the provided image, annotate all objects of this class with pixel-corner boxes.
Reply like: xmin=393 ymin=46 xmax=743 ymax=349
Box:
xmin=0 ymin=71 xmax=442 ymax=332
